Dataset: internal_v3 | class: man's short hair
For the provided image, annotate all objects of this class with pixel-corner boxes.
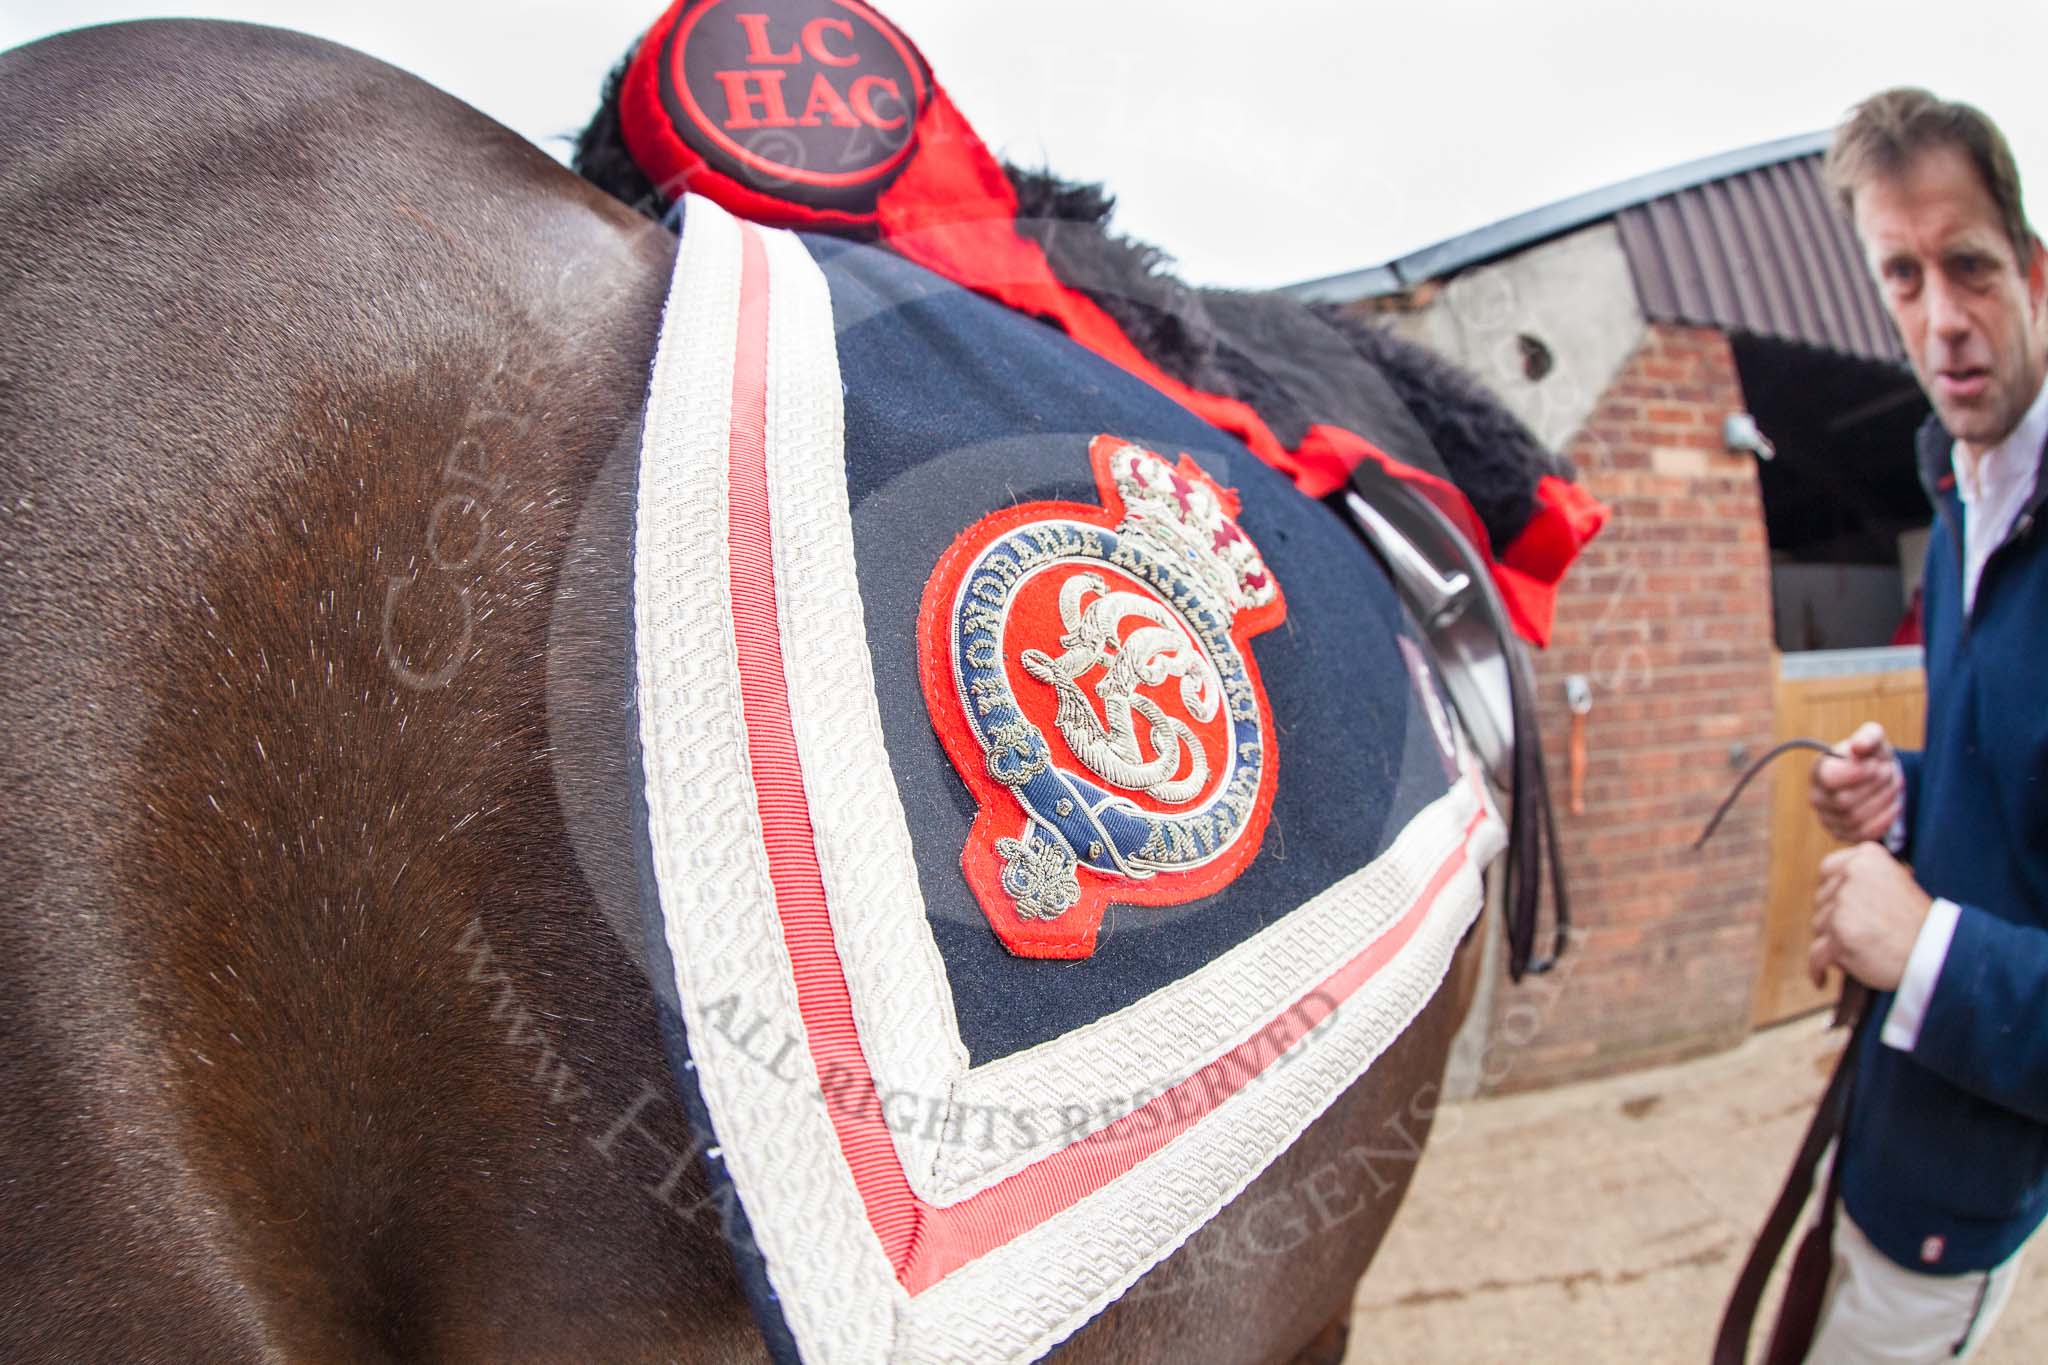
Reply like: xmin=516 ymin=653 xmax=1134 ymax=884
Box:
xmin=1826 ymin=87 xmax=2037 ymax=264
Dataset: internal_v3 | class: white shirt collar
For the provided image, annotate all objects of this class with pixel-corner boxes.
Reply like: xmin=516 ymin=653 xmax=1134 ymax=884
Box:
xmin=1953 ymin=371 xmax=2048 ymax=507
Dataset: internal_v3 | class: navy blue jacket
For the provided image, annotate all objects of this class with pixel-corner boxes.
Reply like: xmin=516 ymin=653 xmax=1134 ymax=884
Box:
xmin=1841 ymin=412 xmax=2048 ymax=1273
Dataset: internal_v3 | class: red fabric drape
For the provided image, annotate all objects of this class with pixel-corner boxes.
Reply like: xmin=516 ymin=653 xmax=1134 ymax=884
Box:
xmin=619 ymin=0 xmax=1607 ymax=643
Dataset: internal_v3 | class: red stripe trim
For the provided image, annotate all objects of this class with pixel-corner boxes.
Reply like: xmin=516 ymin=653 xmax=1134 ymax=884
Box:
xmin=722 ymin=224 xmax=919 ymax=1263
xmin=897 ymin=799 xmax=1489 ymax=1293
xmin=719 ymin=219 xmax=1495 ymax=1298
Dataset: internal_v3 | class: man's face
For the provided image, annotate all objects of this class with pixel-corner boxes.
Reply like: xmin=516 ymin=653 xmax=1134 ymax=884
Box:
xmin=1853 ymin=144 xmax=2048 ymax=457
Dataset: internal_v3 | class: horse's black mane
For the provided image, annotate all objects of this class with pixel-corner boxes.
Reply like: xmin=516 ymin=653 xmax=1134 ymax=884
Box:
xmin=571 ymin=58 xmax=665 ymax=221
xmin=571 ymin=56 xmax=1566 ymax=551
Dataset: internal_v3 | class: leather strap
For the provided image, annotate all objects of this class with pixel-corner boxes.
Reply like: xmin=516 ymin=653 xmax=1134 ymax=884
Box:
xmin=1713 ymin=988 xmax=1870 ymax=1365
xmin=1505 ymin=621 xmax=1569 ymax=978
xmin=1694 ymin=739 xmax=1838 ymax=851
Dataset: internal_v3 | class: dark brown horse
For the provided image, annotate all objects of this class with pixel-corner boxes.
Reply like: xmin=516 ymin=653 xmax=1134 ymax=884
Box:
xmin=1 ymin=20 xmax=1505 ymax=1362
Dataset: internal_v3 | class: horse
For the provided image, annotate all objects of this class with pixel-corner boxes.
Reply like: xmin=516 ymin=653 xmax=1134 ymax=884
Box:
xmin=0 ymin=18 xmax=1572 ymax=1362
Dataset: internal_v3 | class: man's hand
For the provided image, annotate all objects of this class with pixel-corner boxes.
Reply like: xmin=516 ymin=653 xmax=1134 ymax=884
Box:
xmin=1809 ymin=843 xmax=1934 ymax=990
xmin=1809 ymin=720 xmax=1903 ymax=844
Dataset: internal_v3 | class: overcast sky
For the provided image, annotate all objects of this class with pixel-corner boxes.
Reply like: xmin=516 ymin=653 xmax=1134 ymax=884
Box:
xmin=7 ymin=2 xmax=2048 ymax=289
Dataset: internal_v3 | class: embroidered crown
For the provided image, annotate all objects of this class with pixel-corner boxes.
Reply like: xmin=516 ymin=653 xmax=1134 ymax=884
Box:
xmin=1109 ymin=444 xmax=1278 ymax=615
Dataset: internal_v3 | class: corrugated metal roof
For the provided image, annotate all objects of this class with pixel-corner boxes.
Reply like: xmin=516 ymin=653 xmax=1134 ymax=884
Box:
xmin=1287 ymin=132 xmax=1833 ymax=303
xmin=1286 ymin=132 xmax=1908 ymax=367
xmin=1616 ymin=151 xmax=1905 ymax=365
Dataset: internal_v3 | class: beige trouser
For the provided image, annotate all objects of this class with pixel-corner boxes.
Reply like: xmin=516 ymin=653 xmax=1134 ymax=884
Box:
xmin=1806 ymin=1209 xmax=2026 ymax=1363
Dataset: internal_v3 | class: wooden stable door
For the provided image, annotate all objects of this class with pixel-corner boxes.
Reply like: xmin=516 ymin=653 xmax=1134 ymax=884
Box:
xmin=1752 ymin=654 xmax=1928 ymax=1026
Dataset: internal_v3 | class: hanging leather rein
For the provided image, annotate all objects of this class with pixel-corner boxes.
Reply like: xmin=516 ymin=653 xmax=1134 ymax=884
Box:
xmin=1698 ymin=738 xmax=1870 ymax=1365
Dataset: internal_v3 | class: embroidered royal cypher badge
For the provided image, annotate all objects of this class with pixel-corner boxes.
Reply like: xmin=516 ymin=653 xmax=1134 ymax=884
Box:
xmin=918 ymin=436 xmax=1287 ymax=958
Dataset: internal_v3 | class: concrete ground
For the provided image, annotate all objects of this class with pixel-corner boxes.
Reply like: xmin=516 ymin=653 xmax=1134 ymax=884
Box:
xmin=1347 ymin=1014 xmax=2048 ymax=1363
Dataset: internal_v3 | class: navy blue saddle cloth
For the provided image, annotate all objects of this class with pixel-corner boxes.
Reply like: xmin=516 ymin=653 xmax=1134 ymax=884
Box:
xmin=628 ymin=195 xmax=1504 ymax=1364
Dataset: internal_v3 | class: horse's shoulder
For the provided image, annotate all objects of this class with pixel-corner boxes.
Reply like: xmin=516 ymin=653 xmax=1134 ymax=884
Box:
xmin=1 ymin=25 xmax=746 ymax=1360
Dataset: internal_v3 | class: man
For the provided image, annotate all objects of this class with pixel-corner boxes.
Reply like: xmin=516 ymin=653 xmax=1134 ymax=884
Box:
xmin=1807 ymin=87 xmax=2048 ymax=1362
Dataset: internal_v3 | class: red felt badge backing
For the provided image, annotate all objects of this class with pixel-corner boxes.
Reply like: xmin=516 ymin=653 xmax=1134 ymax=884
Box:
xmin=917 ymin=436 xmax=1287 ymax=959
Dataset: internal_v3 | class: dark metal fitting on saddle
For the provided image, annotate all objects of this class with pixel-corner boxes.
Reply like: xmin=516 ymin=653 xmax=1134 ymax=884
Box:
xmin=1340 ymin=462 xmax=1570 ymax=981
xmin=1341 ymin=482 xmax=1514 ymax=789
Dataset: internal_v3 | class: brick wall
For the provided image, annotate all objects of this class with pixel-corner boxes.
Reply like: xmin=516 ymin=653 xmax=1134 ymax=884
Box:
xmin=1483 ymin=323 xmax=1778 ymax=1094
